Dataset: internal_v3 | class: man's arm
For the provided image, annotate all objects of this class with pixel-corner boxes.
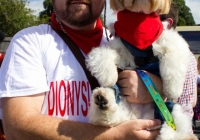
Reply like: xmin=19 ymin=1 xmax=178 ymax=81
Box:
xmin=2 ymin=93 xmax=161 ymax=140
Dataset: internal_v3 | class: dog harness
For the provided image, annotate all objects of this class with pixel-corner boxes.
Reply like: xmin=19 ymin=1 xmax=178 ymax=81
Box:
xmin=121 ymin=38 xmax=160 ymax=77
xmin=111 ymin=84 xmax=121 ymax=104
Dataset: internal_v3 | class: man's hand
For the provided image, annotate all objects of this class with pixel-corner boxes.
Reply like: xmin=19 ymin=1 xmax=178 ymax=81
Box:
xmin=117 ymin=70 xmax=164 ymax=103
xmin=114 ymin=119 xmax=161 ymax=140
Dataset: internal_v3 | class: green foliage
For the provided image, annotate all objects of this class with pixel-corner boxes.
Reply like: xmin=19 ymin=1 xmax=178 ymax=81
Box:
xmin=0 ymin=0 xmax=42 ymax=36
xmin=173 ymin=0 xmax=196 ymax=26
xmin=39 ymin=0 xmax=53 ymax=23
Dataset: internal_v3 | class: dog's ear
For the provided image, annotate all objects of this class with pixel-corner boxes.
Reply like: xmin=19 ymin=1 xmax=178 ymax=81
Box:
xmin=110 ymin=0 xmax=125 ymax=11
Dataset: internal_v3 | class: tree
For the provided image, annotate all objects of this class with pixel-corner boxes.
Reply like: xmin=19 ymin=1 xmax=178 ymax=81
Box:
xmin=173 ymin=0 xmax=196 ymax=26
xmin=0 ymin=0 xmax=42 ymax=36
xmin=0 ymin=30 xmax=5 ymax=42
xmin=39 ymin=0 xmax=53 ymax=23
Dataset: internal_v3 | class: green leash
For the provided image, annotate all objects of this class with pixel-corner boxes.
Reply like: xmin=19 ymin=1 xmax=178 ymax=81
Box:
xmin=136 ymin=70 xmax=176 ymax=130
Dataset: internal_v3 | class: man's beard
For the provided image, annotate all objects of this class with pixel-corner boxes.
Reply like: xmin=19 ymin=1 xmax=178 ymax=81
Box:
xmin=57 ymin=5 xmax=101 ymax=27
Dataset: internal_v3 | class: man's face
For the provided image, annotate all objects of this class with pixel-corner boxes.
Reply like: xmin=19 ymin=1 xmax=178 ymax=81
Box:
xmin=52 ymin=0 xmax=104 ymax=27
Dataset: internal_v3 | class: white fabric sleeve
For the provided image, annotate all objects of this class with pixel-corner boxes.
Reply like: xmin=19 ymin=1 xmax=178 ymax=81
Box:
xmin=0 ymin=25 xmax=50 ymax=97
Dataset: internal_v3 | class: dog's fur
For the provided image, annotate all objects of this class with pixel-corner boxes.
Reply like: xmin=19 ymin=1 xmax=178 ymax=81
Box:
xmin=86 ymin=0 xmax=198 ymax=139
xmin=110 ymin=0 xmax=171 ymax=14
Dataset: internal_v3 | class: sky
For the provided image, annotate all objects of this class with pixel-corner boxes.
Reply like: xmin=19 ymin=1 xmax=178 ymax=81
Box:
xmin=27 ymin=0 xmax=200 ymax=25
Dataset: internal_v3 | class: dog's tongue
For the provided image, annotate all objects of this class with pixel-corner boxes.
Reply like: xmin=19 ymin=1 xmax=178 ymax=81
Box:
xmin=114 ymin=10 xmax=163 ymax=50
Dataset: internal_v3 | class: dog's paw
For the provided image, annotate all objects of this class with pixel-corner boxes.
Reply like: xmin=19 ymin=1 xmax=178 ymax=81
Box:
xmin=86 ymin=47 xmax=119 ymax=87
xmin=89 ymin=87 xmax=122 ymax=127
xmin=95 ymin=92 xmax=108 ymax=110
xmin=92 ymin=87 xmax=116 ymax=111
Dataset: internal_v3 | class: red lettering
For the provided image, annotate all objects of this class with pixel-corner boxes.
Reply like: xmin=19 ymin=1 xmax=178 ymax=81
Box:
xmin=47 ymin=80 xmax=91 ymax=117
xmin=67 ymin=81 xmax=74 ymax=115
xmin=59 ymin=80 xmax=67 ymax=116
xmin=73 ymin=81 xmax=81 ymax=115
xmin=48 ymin=82 xmax=55 ymax=115
xmin=56 ymin=81 xmax=58 ymax=115
xmin=81 ymin=81 xmax=88 ymax=116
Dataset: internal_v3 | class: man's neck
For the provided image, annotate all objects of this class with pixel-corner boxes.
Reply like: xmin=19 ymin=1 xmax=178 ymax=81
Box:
xmin=62 ymin=21 xmax=97 ymax=31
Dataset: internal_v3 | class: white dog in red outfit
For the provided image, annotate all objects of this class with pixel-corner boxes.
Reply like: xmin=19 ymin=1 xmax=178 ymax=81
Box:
xmin=86 ymin=0 xmax=198 ymax=139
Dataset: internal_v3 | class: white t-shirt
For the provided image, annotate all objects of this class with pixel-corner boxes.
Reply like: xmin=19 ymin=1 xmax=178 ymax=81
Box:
xmin=0 ymin=24 xmax=109 ymax=122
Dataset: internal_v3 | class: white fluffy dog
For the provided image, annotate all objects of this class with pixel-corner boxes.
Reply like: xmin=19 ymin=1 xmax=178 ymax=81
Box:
xmin=86 ymin=0 xmax=198 ymax=139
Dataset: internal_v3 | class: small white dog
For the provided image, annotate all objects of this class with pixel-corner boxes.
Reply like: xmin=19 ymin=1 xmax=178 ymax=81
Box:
xmin=86 ymin=0 xmax=198 ymax=139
